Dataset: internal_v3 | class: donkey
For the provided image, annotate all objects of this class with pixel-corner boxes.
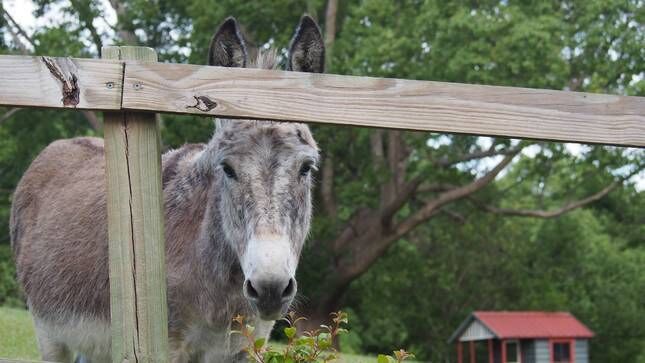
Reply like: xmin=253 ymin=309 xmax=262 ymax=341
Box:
xmin=10 ymin=15 xmax=324 ymax=363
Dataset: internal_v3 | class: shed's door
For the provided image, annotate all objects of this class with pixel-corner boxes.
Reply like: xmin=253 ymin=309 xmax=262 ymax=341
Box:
xmin=552 ymin=340 xmax=573 ymax=363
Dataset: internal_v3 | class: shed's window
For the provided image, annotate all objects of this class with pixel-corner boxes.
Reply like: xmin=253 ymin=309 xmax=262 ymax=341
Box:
xmin=553 ymin=341 xmax=572 ymax=363
xmin=506 ymin=341 xmax=520 ymax=363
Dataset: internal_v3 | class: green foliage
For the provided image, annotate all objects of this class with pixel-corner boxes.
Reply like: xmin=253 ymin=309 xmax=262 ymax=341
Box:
xmin=0 ymin=245 xmax=21 ymax=308
xmin=376 ymin=350 xmax=415 ymax=363
xmin=233 ymin=311 xmax=414 ymax=363
xmin=346 ymin=207 xmax=645 ymax=362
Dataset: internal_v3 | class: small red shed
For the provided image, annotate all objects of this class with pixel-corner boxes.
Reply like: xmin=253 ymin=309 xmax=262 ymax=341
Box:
xmin=448 ymin=311 xmax=594 ymax=363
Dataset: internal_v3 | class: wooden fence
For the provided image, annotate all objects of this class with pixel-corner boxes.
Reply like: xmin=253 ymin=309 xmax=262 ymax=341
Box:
xmin=0 ymin=45 xmax=643 ymax=363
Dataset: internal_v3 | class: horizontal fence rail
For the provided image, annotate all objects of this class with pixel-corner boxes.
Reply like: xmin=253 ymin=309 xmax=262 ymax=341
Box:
xmin=0 ymin=55 xmax=123 ymax=109
xmin=123 ymin=62 xmax=645 ymax=147
xmin=0 ymin=55 xmax=644 ymax=147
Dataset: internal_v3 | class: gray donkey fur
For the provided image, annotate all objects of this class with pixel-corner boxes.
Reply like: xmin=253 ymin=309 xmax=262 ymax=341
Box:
xmin=11 ymin=15 xmax=324 ymax=363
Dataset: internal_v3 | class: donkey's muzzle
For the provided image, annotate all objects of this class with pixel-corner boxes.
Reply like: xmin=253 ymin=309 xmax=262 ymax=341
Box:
xmin=243 ymin=277 xmax=296 ymax=320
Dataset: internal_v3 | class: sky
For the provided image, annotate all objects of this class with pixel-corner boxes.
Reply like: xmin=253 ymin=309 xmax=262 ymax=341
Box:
xmin=3 ymin=0 xmax=116 ymax=53
xmin=4 ymin=1 xmax=644 ymax=191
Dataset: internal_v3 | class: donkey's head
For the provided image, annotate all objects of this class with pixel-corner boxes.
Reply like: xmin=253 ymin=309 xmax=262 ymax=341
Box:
xmin=204 ymin=16 xmax=323 ymax=320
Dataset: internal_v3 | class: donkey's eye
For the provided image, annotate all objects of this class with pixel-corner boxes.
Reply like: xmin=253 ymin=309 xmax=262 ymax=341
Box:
xmin=299 ymin=162 xmax=313 ymax=177
xmin=221 ymin=162 xmax=237 ymax=180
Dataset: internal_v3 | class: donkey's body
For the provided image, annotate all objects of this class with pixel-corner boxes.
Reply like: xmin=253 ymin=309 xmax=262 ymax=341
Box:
xmin=13 ymin=137 xmax=272 ymax=362
xmin=11 ymin=16 xmax=325 ymax=363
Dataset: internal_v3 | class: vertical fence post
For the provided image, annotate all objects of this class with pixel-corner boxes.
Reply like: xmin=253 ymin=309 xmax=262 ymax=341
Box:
xmin=102 ymin=46 xmax=168 ymax=363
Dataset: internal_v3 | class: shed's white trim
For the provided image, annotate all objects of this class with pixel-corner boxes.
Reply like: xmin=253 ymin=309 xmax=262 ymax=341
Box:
xmin=459 ymin=319 xmax=496 ymax=341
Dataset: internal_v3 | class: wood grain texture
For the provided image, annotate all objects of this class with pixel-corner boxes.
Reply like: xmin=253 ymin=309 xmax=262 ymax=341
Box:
xmin=122 ymin=62 xmax=645 ymax=147
xmin=103 ymin=46 xmax=169 ymax=363
xmin=0 ymin=55 xmax=122 ymax=109
xmin=0 ymin=53 xmax=643 ymax=146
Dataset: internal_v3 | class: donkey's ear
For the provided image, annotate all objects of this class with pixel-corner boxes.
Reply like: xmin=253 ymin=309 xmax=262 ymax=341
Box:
xmin=208 ymin=17 xmax=248 ymax=67
xmin=287 ymin=15 xmax=325 ymax=73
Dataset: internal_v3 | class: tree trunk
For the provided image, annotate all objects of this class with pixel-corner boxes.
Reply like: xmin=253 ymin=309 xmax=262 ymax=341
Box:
xmin=298 ymin=211 xmax=388 ymax=331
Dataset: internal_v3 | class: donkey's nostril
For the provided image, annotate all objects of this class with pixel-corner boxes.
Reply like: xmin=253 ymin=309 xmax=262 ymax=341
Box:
xmin=244 ymin=280 xmax=260 ymax=300
xmin=243 ymin=277 xmax=296 ymax=315
xmin=282 ymin=278 xmax=296 ymax=299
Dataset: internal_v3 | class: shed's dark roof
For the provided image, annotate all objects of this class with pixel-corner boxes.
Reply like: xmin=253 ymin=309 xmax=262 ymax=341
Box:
xmin=450 ymin=311 xmax=595 ymax=342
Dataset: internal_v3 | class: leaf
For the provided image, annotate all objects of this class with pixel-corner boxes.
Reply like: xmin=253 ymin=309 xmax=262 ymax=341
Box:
xmin=254 ymin=337 xmax=266 ymax=350
xmin=297 ymin=336 xmax=315 ymax=347
xmin=265 ymin=351 xmax=284 ymax=363
xmin=284 ymin=326 xmax=297 ymax=339
xmin=318 ymin=337 xmax=331 ymax=350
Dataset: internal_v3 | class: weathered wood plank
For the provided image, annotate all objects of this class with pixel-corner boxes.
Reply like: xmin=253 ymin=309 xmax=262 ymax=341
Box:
xmin=0 ymin=55 xmax=122 ymax=110
xmin=103 ymin=46 xmax=168 ymax=363
xmin=0 ymin=53 xmax=643 ymax=146
xmin=121 ymin=62 xmax=645 ymax=147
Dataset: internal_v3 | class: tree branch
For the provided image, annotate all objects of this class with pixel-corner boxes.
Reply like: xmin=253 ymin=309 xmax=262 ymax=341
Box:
xmin=416 ymin=182 xmax=458 ymax=194
xmin=473 ymin=167 xmax=643 ymax=218
xmin=108 ymin=0 xmax=138 ymax=45
xmin=435 ymin=143 xmax=519 ymax=167
xmin=1 ymin=8 xmax=36 ymax=49
xmin=370 ymin=129 xmax=385 ymax=168
xmin=393 ymin=147 xmax=522 ymax=239
xmin=380 ymin=177 xmax=423 ymax=220
xmin=371 ymin=132 xmax=411 ymax=215
xmin=387 ymin=130 xmax=407 ymax=190
xmin=81 ymin=110 xmax=101 ymax=131
xmin=474 ymin=183 xmax=616 ymax=218
xmin=0 ymin=108 xmax=22 ymax=124
xmin=370 ymin=129 xmax=391 ymax=209
xmin=319 ymin=0 xmax=339 ymax=219
xmin=324 ymin=0 xmax=338 ymax=52
xmin=381 ymin=144 xmax=523 ymax=222
xmin=70 ymin=0 xmax=104 ymax=54
xmin=320 ymin=155 xmax=337 ymax=219
xmin=440 ymin=208 xmax=466 ymax=224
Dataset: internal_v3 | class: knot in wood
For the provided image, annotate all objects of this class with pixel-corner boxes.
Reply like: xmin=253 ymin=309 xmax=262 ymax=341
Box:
xmin=42 ymin=56 xmax=80 ymax=107
xmin=187 ymin=95 xmax=218 ymax=112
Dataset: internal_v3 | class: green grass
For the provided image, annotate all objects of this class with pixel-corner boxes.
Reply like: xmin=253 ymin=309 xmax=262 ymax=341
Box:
xmin=0 ymin=306 xmax=40 ymax=360
xmin=0 ymin=307 xmax=402 ymax=362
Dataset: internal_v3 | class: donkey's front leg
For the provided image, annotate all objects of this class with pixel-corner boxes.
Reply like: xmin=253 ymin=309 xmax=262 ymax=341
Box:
xmin=169 ymin=337 xmax=191 ymax=363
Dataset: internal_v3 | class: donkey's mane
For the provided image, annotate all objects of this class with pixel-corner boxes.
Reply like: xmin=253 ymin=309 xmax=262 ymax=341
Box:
xmin=248 ymin=48 xmax=279 ymax=70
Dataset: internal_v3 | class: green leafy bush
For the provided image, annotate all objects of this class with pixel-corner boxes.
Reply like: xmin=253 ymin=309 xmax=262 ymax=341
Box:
xmin=233 ymin=311 xmax=414 ymax=363
xmin=0 ymin=244 xmax=22 ymax=308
